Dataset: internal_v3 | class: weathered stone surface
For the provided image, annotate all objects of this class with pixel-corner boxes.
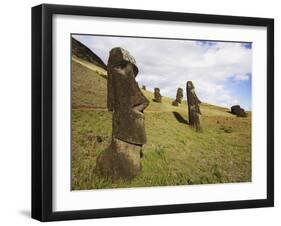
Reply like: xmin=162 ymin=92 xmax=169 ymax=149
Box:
xmin=172 ymin=100 xmax=179 ymax=106
xmin=107 ymin=47 xmax=139 ymax=112
xmin=108 ymin=48 xmax=149 ymax=145
xmin=186 ymin=81 xmax=202 ymax=131
xmin=231 ymin=105 xmax=247 ymax=117
xmin=231 ymin=105 xmax=240 ymax=114
xmin=153 ymin=88 xmax=162 ymax=103
xmin=176 ymin=88 xmax=183 ymax=103
xmin=96 ymin=47 xmax=149 ymax=181
xmin=96 ymin=138 xmax=142 ymax=181
xmin=172 ymin=88 xmax=183 ymax=106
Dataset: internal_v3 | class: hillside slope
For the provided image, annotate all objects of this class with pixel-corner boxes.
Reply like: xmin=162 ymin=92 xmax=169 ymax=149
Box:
xmin=72 ymin=37 xmax=107 ymax=70
xmin=72 ymin=57 xmax=107 ymax=109
xmin=71 ymin=53 xmax=251 ymax=190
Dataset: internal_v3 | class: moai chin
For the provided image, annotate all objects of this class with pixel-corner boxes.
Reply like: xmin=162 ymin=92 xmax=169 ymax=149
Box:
xmin=186 ymin=81 xmax=202 ymax=131
xmin=96 ymin=47 xmax=149 ymax=181
xmin=154 ymin=88 xmax=162 ymax=103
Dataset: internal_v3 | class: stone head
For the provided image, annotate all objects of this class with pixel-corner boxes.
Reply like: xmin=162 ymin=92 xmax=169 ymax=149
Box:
xmin=187 ymin=81 xmax=195 ymax=90
xmin=154 ymin=88 xmax=160 ymax=93
xmin=176 ymin=88 xmax=183 ymax=99
xmin=107 ymin=47 xmax=149 ymax=145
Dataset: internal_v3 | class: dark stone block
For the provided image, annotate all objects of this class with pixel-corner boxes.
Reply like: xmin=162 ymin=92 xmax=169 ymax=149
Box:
xmin=230 ymin=105 xmax=247 ymax=117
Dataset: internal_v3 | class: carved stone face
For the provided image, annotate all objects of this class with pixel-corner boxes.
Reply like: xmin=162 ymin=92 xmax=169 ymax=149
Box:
xmin=154 ymin=88 xmax=160 ymax=93
xmin=107 ymin=47 xmax=149 ymax=145
xmin=186 ymin=81 xmax=202 ymax=131
xmin=154 ymin=88 xmax=162 ymax=102
xmin=187 ymin=81 xmax=194 ymax=90
xmin=176 ymin=88 xmax=183 ymax=103
xmin=186 ymin=81 xmax=198 ymax=107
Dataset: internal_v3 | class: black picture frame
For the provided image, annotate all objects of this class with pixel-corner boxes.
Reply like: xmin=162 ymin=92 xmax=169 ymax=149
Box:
xmin=32 ymin=3 xmax=274 ymax=222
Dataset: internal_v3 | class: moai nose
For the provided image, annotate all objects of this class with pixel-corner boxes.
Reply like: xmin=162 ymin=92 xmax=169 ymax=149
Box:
xmin=126 ymin=63 xmax=135 ymax=76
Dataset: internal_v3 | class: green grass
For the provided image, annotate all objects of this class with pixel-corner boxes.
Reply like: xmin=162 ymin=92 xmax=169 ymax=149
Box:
xmin=71 ymin=56 xmax=252 ymax=190
xmin=72 ymin=58 xmax=107 ymax=109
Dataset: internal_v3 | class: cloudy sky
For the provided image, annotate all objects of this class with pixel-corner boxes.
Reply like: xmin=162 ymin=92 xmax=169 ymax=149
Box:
xmin=73 ymin=34 xmax=252 ymax=110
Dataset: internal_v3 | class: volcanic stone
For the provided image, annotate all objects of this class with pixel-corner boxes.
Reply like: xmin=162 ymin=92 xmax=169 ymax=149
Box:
xmin=186 ymin=81 xmax=202 ymax=131
xmin=153 ymin=88 xmax=162 ymax=103
xmin=96 ymin=47 xmax=149 ymax=181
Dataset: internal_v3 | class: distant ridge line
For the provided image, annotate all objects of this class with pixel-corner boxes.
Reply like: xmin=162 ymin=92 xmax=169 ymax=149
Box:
xmin=72 ymin=37 xmax=107 ymax=70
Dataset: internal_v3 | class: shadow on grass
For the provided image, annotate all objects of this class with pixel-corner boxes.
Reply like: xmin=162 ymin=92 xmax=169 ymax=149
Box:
xmin=172 ymin=111 xmax=188 ymax=124
xmin=226 ymin=110 xmax=247 ymax=117
xmin=152 ymin=99 xmax=162 ymax=103
xmin=99 ymin=73 xmax=107 ymax=80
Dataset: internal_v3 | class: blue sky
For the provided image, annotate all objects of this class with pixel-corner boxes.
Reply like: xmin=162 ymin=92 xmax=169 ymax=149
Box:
xmin=73 ymin=35 xmax=252 ymax=110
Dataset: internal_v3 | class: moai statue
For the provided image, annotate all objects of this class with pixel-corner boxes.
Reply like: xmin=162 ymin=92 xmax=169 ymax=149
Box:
xmin=172 ymin=88 xmax=183 ymax=106
xmin=153 ymin=88 xmax=162 ymax=103
xmin=96 ymin=47 xmax=149 ymax=181
xmin=186 ymin=81 xmax=202 ymax=131
xmin=176 ymin=88 xmax=183 ymax=104
xmin=142 ymin=85 xmax=146 ymax=90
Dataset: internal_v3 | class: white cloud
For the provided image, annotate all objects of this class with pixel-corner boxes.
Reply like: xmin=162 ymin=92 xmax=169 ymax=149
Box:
xmin=73 ymin=35 xmax=252 ymax=109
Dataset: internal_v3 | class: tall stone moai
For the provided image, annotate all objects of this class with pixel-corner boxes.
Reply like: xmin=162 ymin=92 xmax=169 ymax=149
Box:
xmin=96 ymin=47 xmax=149 ymax=181
xmin=172 ymin=88 xmax=183 ymax=106
xmin=176 ymin=88 xmax=183 ymax=103
xmin=142 ymin=85 xmax=146 ymax=90
xmin=154 ymin=88 xmax=162 ymax=103
xmin=186 ymin=81 xmax=202 ymax=131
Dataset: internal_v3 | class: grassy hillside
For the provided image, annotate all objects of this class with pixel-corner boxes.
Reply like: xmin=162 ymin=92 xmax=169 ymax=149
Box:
xmin=72 ymin=56 xmax=107 ymax=109
xmin=71 ymin=57 xmax=251 ymax=190
xmin=72 ymin=37 xmax=107 ymax=70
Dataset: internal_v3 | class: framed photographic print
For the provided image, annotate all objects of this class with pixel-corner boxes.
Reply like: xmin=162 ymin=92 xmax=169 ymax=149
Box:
xmin=32 ymin=4 xmax=274 ymax=221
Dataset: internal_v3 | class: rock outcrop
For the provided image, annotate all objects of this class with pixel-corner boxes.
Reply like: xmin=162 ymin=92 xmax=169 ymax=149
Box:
xmin=230 ymin=105 xmax=247 ymax=117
